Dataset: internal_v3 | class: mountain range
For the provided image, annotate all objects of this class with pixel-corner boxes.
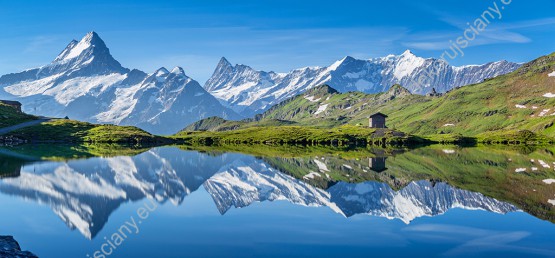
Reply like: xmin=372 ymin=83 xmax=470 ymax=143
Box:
xmin=205 ymin=52 xmax=520 ymax=116
xmin=0 ymin=32 xmax=240 ymax=135
xmin=186 ymin=51 xmax=555 ymax=138
xmin=0 ymin=32 xmax=521 ymax=133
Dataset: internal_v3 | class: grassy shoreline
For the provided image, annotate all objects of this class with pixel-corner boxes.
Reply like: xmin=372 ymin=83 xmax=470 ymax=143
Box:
xmin=3 ymin=119 xmax=554 ymax=147
xmin=173 ymin=125 xmax=428 ymax=146
xmin=2 ymin=119 xmax=172 ymax=145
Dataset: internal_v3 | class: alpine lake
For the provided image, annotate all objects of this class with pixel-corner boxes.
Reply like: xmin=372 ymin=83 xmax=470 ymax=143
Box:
xmin=0 ymin=143 xmax=554 ymax=258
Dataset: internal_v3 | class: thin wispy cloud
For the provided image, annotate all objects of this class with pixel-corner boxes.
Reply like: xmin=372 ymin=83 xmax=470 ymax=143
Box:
xmin=24 ymin=35 xmax=59 ymax=54
xmin=404 ymin=224 xmax=555 ymax=257
xmin=0 ymin=0 xmax=553 ymax=78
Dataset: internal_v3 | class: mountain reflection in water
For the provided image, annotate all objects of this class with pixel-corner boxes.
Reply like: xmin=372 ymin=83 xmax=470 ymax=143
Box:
xmin=1 ymin=145 xmax=552 ymax=241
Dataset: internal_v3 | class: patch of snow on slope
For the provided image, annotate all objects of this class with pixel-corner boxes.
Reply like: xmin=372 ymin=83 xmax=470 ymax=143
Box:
xmin=543 ymin=179 xmax=555 ymax=184
xmin=354 ymin=183 xmax=374 ymax=194
xmin=44 ymin=73 xmax=127 ymax=105
xmin=355 ymin=79 xmax=374 ymax=91
xmin=313 ymin=159 xmax=330 ymax=172
xmin=314 ymin=104 xmax=329 ymax=115
xmin=543 ymin=93 xmax=555 ymax=98
xmin=61 ymin=38 xmax=91 ymax=61
xmin=548 ymin=71 xmax=555 ymax=77
xmin=304 ymin=96 xmax=321 ymax=102
xmin=515 ymin=104 xmax=527 ymax=109
xmin=539 ymin=109 xmax=551 ymax=117
xmin=344 ymin=71 xmax=365 ymax=79
xmin=4 ymin=73 xmax=64 ymax=97
xmin=539 ymin=160 xmax=550 ymax=168
xmin=303 ymin=172 xmax=321 ymax=179
xmin=391 ymin=192 xmax=427 ymax=224
xmin=95 ymin=82 xmax=142 ymax=123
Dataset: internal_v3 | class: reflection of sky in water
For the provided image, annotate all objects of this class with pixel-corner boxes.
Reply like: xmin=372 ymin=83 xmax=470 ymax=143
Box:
xmin=0 ymin=146 xmax=554 ymax=257
xmin=2 ymin=189 xmax=554 ymax=258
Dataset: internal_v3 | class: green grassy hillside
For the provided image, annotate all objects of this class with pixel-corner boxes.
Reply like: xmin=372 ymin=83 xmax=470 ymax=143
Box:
xmin=6 ymin=119 xmax=170 ymax=144
xmin=0 ymin=103 xmax=36 ymax=128
xmin=183 ymin=52 xmax=555 ymax=142
xmin=175 ymin=124 xmax=425 ymax=146
xmin=387 ymin=53 xmax=555 ymax=137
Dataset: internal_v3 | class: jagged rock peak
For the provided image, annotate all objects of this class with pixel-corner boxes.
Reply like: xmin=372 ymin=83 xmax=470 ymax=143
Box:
xmin=155 ymin=67 xmax=169 ymax=75
xmin=217 ymin=57 xmax=232 ymax=69
xmin=387 ymin=84 xmax=411 ymax=95
xmin=380 ymin=84 xmax=412 ymax=100
xmin=305 ymin=84 xmax=339 ymax=96
xmin=329 ymin=56 xmax=357 ymax=70
xmin=401 ymin=49 xmax=415 ymax=56
xmin=171 ymin=66 xmax=186 ymax=76
xmin=53 ymin=31 xmax=108 ymax=63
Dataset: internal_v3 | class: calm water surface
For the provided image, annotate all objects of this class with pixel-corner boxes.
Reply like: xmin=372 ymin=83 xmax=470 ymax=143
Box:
xmin=0 ymin=145 xmax=554 ymax=257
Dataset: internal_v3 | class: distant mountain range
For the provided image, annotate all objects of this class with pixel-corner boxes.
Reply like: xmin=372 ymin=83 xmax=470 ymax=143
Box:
xmin=0 ymin=32 xmax=240 ymax=135
xmin=205 ymin=52 xmax=520 ymax=116
xmin=187 ymin=51 xmax=555 ymax=137
xmin=0 ymin=31 xmax=521 ymax=133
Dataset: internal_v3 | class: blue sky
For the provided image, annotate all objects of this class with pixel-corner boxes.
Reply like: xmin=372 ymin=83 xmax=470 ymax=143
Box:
xmin=1 ymin=0 xmax=554 ymax=83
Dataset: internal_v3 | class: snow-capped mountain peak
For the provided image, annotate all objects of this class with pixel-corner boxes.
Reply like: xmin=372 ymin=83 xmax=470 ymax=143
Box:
xmin=400 ymin=49 xmax=415 ymax=57
xmin=328 ymin=56 xmax=356 ymax=71
xmin=155 ymin=67 xmax=170 ymax=76
xmin=0 ymin=32 xmax=241 ymax=135
xmin=393 ymin=50 xmax=426 ymax=80
xmin=170 ymin=66 xmax=186 ymax=77
xmin=53 ymin=31 xmax=107 ymax=63
xmin=217 ymin=57 xmax=232 ymax=69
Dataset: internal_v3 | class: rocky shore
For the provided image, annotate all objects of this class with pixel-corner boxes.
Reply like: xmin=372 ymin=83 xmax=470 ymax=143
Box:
xmin=0 ymin=236 xmax=37 ymax=258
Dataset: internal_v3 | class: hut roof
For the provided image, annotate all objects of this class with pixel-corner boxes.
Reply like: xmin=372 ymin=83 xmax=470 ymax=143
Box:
xmin=368 ymin=112 xmax=388 ymax=118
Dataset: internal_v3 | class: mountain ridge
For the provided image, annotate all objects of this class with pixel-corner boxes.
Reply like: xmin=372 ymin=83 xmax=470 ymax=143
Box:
xmin=0 ymin=31 xmax=241 ymax=135
xmin=204 ymin=52 xmax=521 ymax=116
xmin=188 ymin=51 xmax=555 ymax=138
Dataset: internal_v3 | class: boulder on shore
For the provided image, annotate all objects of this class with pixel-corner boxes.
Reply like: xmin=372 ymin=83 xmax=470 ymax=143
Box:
xmin=0 ymin=236 xmax=38 ymax=258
